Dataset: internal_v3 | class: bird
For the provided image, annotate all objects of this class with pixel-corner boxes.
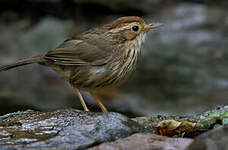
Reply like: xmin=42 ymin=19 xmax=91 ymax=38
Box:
xmin=0 ymin=16 xmax=162 ymax=112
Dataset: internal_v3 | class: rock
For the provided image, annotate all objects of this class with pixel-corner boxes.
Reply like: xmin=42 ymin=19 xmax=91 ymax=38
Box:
xmin=186 ymin=125 xmax=228 ymax=150
xmin=0 ymin=109 xmax=142 ymax=150
xmin=133 ymin=105 xmax=228 ymax=137
xmin=0 ymin=107 xmax=227 ymax=149
xmin=88 ymin=133 xmax=193 ymax=150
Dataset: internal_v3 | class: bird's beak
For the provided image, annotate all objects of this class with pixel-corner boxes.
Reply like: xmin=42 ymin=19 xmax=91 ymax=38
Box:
xmin=145 ymin=23 xmax=163 ymax=32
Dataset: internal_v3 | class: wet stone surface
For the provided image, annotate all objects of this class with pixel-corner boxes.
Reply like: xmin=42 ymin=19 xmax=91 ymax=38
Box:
xmin=0 ymin=109 xmax=142 ymax=150
xmin=88 ymin=133 xmax=193 ymax=150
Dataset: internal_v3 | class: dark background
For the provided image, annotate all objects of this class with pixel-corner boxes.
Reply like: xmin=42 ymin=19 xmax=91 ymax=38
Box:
xmin=0 ymin=0 xmax=228 ymax=117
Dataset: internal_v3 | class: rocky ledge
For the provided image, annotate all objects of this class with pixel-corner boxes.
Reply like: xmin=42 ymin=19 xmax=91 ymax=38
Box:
xmin=0 ymin=106 xmax=227 ymax=150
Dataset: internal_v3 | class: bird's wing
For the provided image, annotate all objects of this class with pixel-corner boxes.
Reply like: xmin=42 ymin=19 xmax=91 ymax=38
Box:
xmin=44 ymin=38 xmax=111 ymax=66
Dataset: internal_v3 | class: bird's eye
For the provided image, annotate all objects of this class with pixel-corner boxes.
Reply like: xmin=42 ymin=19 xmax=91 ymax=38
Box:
xmin=132 ymin=25 xmax=139 ymax=32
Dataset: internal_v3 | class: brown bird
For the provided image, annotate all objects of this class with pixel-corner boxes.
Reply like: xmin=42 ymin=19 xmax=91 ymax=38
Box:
xmin=0 ymin=16 xmax=162 ymax=112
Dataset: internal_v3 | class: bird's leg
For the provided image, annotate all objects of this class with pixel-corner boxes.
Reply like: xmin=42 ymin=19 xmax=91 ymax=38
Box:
xmin=90 ymin=91 xmax=108 ymax=112
xmin=74 ymin=87 xmax=89 ymax=112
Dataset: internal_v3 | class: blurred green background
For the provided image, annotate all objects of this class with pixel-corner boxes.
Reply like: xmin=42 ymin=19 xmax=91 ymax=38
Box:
xmin=0 ymin=0 xmax=228 ymax=117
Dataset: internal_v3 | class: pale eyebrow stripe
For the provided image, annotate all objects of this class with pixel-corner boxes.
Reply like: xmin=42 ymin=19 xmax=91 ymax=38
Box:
xmin=109 ymin=22 xmax=140 ymax=33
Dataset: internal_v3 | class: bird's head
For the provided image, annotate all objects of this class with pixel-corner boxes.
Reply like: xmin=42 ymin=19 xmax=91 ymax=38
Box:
xmin=103 ymin=16 xmax=162 ymax=43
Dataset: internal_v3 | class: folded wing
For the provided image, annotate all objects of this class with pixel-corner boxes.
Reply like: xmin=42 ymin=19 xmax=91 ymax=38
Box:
xmin=45 ymin=38 xmax=111 ymax=66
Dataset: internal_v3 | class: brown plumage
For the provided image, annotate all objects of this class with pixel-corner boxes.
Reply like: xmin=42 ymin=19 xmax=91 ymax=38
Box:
xmin=0 ymin=16 xmax=162 ymax=112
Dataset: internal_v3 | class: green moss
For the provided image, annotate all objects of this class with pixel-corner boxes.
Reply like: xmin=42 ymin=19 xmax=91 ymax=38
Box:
xmin=134 ymin=105 xmax=228 ymax=136
xmin=223 ymin=112 xmax=228 ymax=118
xmin=208 ymin=112 xmax=220 ymax=118
xmin=213 ymin=124 xmax=223 ymax=129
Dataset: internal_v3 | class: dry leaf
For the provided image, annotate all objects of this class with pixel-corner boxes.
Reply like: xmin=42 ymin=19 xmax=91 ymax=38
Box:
xmin=156 ymin=120 xmax=196 ymax=136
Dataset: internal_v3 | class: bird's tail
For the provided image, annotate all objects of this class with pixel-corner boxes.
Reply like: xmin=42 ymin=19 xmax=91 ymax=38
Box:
xmin=0 ymin=55 xmax=45 ymax=72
